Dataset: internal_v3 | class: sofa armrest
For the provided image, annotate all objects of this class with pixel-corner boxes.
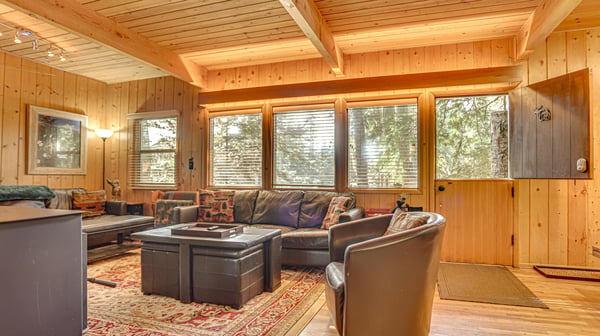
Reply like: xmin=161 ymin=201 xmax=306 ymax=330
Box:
xmin=338 ymin=207 xmax=364 ymax=223
xmin=173 ymin=205 xmax=199 ymax=224
xmin=105 ymin=200 xmax=127 ymax=215
xmin=328 ymin=214 xmax=392 ymax=262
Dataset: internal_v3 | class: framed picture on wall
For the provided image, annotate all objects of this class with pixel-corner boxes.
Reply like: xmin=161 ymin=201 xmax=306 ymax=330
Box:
xmin=27 ymin=105 xmax=88 ymax=175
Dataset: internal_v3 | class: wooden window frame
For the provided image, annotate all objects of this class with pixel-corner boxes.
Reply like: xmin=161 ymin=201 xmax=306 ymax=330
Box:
xmin=206 ymin=106 xmax=264 ymax=189
xmin=128 ymin=110 xmax=180 ymax=190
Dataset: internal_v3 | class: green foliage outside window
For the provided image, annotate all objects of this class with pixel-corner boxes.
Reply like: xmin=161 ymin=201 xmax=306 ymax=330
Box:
xmin=273 ymin=109 xmax=335 ymax=189
xmin=435 ymin=95 xmax=508 ymax=179
xmin=348 ymin=104 xmax=419 ymax=189
xmin=210 ymin=114 xmax=262 ymax=187
xmin=134 ymin=117 xmax=178 ymax=186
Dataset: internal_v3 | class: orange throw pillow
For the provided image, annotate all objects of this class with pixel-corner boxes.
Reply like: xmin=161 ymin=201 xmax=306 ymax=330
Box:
xmin=321 ymin=196 xmax=352 ymax=229
xmin=72 ymin=190 xmax=106 ymax=218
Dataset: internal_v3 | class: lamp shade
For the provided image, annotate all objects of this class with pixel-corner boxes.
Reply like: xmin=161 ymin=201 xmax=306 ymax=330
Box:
xmin=95 ymin=128 xmax=114 ymax=139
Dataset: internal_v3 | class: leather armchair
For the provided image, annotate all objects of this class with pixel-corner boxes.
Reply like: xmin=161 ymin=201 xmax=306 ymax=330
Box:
xmin=325 ymin=212 xmax=446 ymax=336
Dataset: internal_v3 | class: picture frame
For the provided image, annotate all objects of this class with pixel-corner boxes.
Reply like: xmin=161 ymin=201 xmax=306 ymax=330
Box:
xmin=27 ymin=105 xmax=88 ymax=175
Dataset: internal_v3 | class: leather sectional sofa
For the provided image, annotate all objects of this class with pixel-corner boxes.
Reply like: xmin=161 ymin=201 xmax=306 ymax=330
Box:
xmin=0 ymin=185 xmax=154 ymax=248
xmin=173 ymin=190 xmax=364 ymax=266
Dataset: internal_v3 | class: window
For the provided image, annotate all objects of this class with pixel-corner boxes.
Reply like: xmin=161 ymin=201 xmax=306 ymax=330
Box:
xmin=273 ymin=108 xmax=335 ymax=189
xmin=209 ymin=113 xmax=262 ymax=187
xmin=128 ymin=111 xmax=179 ymax=188
xmin=347 ymin=103 xmax=419 ymax=189
xmin=436 ymin=95 xmax=508 ymax=179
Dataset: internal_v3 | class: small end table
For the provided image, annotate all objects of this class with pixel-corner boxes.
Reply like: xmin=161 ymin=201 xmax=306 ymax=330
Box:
xmin=126 ymin=202 xmax=144 ymax=215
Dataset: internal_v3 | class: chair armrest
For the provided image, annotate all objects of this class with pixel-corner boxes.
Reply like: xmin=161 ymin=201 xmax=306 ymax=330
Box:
xmin=173 ymin=205 xmax=199 ymax=224
xmin=328 ymin=214 xmax=392 ymax=262
xmin=338 ymin=207 xmax=364 ymax=223
xmin=105 ymin=200 xmax=127 ymax=215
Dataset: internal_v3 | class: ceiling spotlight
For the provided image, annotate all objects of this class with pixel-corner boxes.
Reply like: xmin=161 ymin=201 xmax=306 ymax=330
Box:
xmin=59 ymin=51 xmax=66 ymax=62
xmin=47 ymin=47 xmax=54 ymax=57
xmin=20 ymin=29 xmax=33 ymax=38
xmin=14 ymin=30 xmax=21 ymax=43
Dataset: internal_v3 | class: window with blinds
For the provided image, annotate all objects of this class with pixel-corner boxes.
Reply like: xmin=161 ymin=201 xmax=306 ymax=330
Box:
xmin=128 ymin=111 xmax=179 ymax=188
xmin=347 ymin=104 xmax=419 ymax=189
xmin=273 ymin=108 xmax=335 ymax=189
xmin=209 ymin=113 xmax=262 ymax=187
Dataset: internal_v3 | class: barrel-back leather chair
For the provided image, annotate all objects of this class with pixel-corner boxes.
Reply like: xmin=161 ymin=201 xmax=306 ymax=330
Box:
xmin=325 ymin=212 xmax=446 ymax=336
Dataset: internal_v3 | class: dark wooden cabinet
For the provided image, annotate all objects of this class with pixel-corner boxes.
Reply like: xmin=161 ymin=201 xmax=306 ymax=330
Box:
xmin=509 ymin=68 xmax=590 ymax=179
xmin=0 ymin=208 xmax=86 ymax=336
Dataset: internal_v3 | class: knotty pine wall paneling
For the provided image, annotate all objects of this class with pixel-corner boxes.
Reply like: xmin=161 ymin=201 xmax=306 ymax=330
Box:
xmin=516 ymin=28 xmax=600 ymax=268
xmin=0 ymin=51 xmax=107 ymax=191
xmin=105 ymin=77 xmax=202 ymax=215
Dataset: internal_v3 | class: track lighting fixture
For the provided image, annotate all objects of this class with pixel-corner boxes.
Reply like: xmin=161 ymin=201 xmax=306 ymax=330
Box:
xmin=0 ymin=22 xmax=69 ymax=63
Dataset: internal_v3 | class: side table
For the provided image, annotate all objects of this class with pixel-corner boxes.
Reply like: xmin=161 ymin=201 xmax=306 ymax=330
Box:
xmin=127 ymin=202 xmax=144 ymax=215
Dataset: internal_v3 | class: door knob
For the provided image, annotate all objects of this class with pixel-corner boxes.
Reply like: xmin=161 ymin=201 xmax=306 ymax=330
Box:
xmin=438 ymin=185 xmax=445 ymax=191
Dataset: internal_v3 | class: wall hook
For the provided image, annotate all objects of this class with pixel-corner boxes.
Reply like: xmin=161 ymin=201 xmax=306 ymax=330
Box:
xmin=534 ymin=105 xmax=551 ymax=121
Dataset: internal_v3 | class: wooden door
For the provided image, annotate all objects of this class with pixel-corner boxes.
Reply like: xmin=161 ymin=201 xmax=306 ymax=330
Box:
xmin=434 ymin=180 xmax=514 ymax=265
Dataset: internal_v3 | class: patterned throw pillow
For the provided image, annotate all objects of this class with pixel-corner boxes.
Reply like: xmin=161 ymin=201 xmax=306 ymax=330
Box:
xmin=385 ymin=210 xmax=430 ymax=235
xmin=72 ymin=190 xmax=106 ymax=218
xmin=154 ymin=199 xmax=194 ymax=227
xmin=321 ymin=196 xmax=352 ymax=229
xmin=197 ymin=190 xmax=235 ymax=223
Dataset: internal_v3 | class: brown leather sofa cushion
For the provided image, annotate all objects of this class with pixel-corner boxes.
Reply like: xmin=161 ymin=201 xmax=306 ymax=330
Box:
xmin=281 ymin=229 xmax=329 ymax=249
xmin=298 ymin=191 xmax=337 ymax=228
xmin=252 ymin=190 xmax=303 ymax=228
xmin=299 ymin=191 xmax=356 ymax=228
xmin=233 ymin=190 xmax=259 ymax=224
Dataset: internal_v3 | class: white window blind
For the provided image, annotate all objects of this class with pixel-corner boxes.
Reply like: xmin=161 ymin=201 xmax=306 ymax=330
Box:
xmin=273 ymin=108 xmax=335 ymax=189
xmin=128 ymin=111 xmax=179 ymax=188
xmin=209 ymin=113 xmax=262 ymax=187
xmin=347 ymin=104 xmax=419 ymax=189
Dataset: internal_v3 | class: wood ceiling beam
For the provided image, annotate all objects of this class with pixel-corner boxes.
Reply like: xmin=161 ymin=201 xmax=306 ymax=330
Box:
xmin=278 ymin=0 xmax=344 ymax=76
xmin=516 ymin=0 xmax=583 ymax=60
xmin=198 ymin=65 xmax=523 ymax=104
xmin=0 ymin=0 xmax=207 ymax=88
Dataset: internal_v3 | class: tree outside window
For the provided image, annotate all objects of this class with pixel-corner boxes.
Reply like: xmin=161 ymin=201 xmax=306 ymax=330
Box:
xmin=273 ymin=109 xmax=335 ymax=189
xmin=210 ymin=114 xmax=262 ymax=187
xmin=129 ymin=113 xmax=179 ymax=188
xmin=436 ymin=95 xmax=509 ymax=179
xmin=348 ymin=104 xmax=419 ymax=189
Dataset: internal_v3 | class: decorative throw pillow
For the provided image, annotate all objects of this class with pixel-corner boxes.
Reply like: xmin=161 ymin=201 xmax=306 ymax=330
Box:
xmin=72 ymin=190 xmax=106 ymax=218
xmin=154 ymin=199 xmax=194 ymax=227
xmin=197 ymin=190 xmax=235 ymax=223
xmin=321 ymin=196 xmax=352 ymax=229
xmin=385 ymin=210 xmax=430 ymax=235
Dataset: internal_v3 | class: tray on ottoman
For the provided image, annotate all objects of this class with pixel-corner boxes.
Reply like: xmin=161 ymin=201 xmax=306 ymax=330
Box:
xmin=171 ymin=223 xmax=243 ymax=238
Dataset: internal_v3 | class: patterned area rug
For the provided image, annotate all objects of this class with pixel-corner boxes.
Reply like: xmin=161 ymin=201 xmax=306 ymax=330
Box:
xmin=86 ymin=250 xmax=325 ymax=336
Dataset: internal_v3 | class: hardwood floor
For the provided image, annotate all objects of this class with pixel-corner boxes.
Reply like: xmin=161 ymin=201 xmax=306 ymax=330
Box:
xmin=300 ymin=267 xmax=600 ymax=335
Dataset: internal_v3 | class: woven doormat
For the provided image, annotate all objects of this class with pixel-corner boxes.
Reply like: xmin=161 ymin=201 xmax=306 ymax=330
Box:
xmin=534 ymin=265 xmax=600 ymax=282
xmin=438 ymin=262 xmax=548 ymax=308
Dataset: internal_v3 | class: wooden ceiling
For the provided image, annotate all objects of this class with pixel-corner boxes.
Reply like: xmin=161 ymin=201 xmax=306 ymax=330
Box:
xmin=0 ymin=0 xmax=595 ymax=87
